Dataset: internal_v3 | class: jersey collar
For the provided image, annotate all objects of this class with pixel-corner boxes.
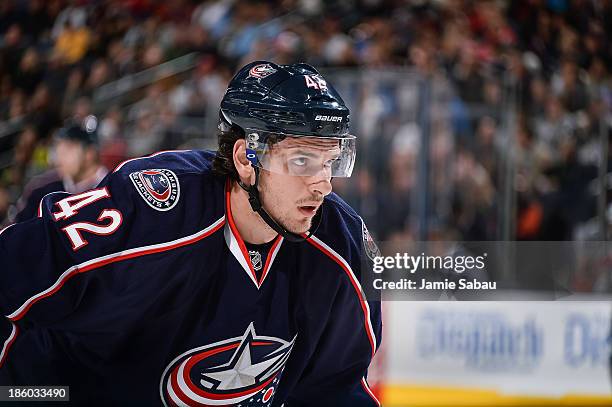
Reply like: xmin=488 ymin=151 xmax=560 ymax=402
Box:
xmin=224 ymin=179 xmax=283 ymax=289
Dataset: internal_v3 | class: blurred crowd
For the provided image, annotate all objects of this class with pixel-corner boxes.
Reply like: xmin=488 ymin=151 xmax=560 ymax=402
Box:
xmin=0 ymin=0 xmax=611 ymax=252
xmin=328 ymin=0 xmax=612 ymax=246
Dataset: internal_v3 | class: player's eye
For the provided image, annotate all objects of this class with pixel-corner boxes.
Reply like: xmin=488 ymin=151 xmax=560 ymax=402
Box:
xmin=289 ymin=157 xmax=309 ymax=167
xmin=287 ymin=156 xmax=313 ymax=175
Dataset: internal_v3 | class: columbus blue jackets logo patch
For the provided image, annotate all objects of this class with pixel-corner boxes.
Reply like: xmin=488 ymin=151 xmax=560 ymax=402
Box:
xmin=249 ymin=64 xmax=276 ymax=79
xmin=160 ymin=323 xmax=296 ymax=406
xmin=129 ymin=169 xmax=180 ymax=211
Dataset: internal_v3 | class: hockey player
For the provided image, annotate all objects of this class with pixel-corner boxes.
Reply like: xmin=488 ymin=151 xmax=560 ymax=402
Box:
xmin=12 ymin=115 xmax=108 ymax=223
xmin=0 ymin=61 xmax=382 ymax=406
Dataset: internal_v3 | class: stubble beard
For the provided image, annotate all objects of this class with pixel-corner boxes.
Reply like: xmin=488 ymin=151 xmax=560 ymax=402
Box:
xmin=258 ymin=175 xmax=313 ymax=235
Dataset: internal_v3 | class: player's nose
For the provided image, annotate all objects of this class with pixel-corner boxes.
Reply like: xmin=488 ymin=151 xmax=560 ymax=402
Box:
xmin=307 ymin=175 xmax=332 ymax=197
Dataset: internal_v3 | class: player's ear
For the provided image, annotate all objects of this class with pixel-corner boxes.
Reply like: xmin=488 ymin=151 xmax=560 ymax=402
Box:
xmin=233 ymin=139 xmax=255 ymax=185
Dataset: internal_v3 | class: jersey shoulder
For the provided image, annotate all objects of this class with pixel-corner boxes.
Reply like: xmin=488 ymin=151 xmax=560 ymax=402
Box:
xmin=111 ymin=150 xmax=217 ymax=177
xmin=314 ymin=192 xmax=378 ymax=276
xmin=105 ymin=149 xmax=224 ymax=215
xmin=14 ymin=170 xmax=64 ymax=222
xmin=320 ymin=192 xmax=365 ymax=248
xmin=30 ymin=150 xmax=225 ymax=260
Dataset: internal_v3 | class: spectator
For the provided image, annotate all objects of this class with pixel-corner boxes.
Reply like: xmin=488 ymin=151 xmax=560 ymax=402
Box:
xmin=61 ymin=67 xmax=85 ymax=117
xmin=82 ymin=59 xmax=111 ymax=97
xmin=54 ymin=20 xmax=91 ymax=64
xmin=552 ymin=58 xmax=590 ymax=112
xmin=14 ymin=48 xmax=43 ymax=94
xmin=0 ymin=0 xmax=608 ymax=251
xmin=12 ymin=116 xmax=108 ymax=223
xmin=1 ymin=24 xmax=27 ymax=82
xmin=51 ymin=0 xmax=88 ymax=40
xmin=27 ymin=83 xmax=60 ymax=140
xmin=125 ymin=106 xmax=164 ymax=158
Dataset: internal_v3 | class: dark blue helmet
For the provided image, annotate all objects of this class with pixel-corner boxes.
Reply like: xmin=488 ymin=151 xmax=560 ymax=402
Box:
xmin=220 ymin=61 xmax=350 ymax=137
xmin=56 ymin=115 xmax=99 ymax=146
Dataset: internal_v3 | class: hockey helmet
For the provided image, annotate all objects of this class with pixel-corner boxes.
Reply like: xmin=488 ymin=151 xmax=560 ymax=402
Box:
xmin=220 ymin=61 xmax=355 ymax=178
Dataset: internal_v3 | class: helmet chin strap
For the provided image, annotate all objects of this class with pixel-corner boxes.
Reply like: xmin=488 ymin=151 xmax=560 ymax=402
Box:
xmin=236 ymin=167 xmax=322 ymax=243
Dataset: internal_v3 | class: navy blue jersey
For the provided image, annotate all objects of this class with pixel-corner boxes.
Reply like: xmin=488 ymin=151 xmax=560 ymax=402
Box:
xmin=0 ymin=150 xmax=382 ymax=406
xmin=13 ymin=170 xmax=65 ymax=223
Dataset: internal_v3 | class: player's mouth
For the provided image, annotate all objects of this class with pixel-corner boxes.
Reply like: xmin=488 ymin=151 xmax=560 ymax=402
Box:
xmin=298 ymin=205 xmax=319 ymax=217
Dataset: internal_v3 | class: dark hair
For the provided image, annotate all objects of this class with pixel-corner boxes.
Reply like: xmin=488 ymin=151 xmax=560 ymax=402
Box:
xmin=212 ymin=125 xmax=243 ymax=180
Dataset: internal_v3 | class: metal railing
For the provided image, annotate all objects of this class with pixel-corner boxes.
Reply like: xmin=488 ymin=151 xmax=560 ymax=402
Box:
xmin=92 ymin=52 xmax=200 ymax=110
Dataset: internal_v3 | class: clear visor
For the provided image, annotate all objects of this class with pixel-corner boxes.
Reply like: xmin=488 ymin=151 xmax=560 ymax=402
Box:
xmin=245 ymin=130 xmax=356 ymax=178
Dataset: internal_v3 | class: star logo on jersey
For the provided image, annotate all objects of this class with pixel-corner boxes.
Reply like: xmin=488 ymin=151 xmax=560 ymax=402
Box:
xmin=249 ymin=250 xmax=263 ymax=271
xmin=129 ymin=169 xmax=180 ymax=211
xmin=248 ymin=64 xmax=277 ymax=79
xmin=160 ymin=323 xmax=296 ymax=406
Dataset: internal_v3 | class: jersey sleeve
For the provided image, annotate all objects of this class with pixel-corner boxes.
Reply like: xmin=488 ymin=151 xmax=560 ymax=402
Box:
xmin=0 ymin=151 xmax=216 ymax=378
xmin=12 ymin=171 xmax=65 ymax=223
xmin=286 ymin=212 xmax=383 ymax=406
xmin=13 ymin=187 xmax=40 ymax=223
xmin=0 ymin=170 xmax=135 ymax=329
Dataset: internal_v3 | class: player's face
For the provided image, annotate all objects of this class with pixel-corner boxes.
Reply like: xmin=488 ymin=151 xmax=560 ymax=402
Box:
xmin=54 ymin=139 xmax=86 ymax=180
xmin=258 ymin=137 xmax=336 ymax=234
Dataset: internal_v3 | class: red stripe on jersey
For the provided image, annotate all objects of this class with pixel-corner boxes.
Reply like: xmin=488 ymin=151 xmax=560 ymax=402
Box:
xmin=258 ymin=235 xmax=283 ymax=286
xmin=7 ymin=217 xmax=225 ymax=322
xmin=224 ymin=179 xmax=283 ymax=289
xmin=361 ymin=377 xmax=381 ymax=407
xmin=224 ymin=180 xmax=257 ymax=283
xmin=0 ymin=322 xmax=19 ymax=369
xmin=305 ymin=235 xmax=377 ymax=358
